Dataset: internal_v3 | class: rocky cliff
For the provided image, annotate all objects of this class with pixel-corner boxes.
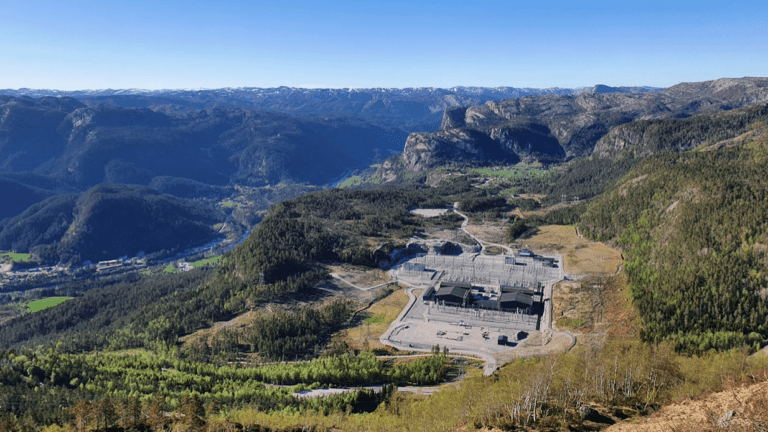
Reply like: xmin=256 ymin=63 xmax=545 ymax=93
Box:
xmin=376 ymin=77 xmax=768 ymax=181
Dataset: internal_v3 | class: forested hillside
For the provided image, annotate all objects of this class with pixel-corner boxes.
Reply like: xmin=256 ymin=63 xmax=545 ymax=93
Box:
xmin=0 ymin=180 xmax=488 ymax=355
xmin=581 ymin=131 xmax=768 ymax=352
xmin=592 ymin=102 xmax=768 ymax=158
xmin=0 ymin=98 xmax=408 ymax=189
xmin=0 ymin=184 xmax=227 ymax=264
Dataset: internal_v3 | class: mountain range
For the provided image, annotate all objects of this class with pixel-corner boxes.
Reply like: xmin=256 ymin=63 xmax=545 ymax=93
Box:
xmin=2 ymin=78 xmax=766 ymax=263
xmin=0 ymin=85 xmax=660 ymax=133
xmin=375 ymin=77 xmax=768 ymax=181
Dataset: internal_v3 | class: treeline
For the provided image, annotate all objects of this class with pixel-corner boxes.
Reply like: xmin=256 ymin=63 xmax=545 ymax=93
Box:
xmin=458 ymin=196 xmax=508 ymax=213
xmin=532 ymin=156 xmax=640 ymax=206
xmin=179 ymin=351 xmax=445 ymax=387
xmin=181 ymin=300 xmax=354 ymax=362
xmin=0 ymin=348 xmax=445 ymax=427
xmin=0 ymin=269 xmax=212 ymax=351
xmin=581 ymin=143 xmax=768 ymax=353
xmin=199 ymin=340 xmax=768 ymax=431
xmin=506 ymin=203 xmax=588 ymax=241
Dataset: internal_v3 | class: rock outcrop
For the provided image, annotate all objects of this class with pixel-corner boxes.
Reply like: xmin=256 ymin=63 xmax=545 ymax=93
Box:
xmin=377 ymin=77 xmax=768 ymax=181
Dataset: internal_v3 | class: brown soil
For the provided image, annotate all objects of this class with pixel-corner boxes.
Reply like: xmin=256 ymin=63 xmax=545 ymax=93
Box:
xmin=0 ymin=309 xmax=19 ymax=326
xmin=463 ymin=223 xmax=508 ymax=244
xmin=517 ymin=225 xmax=623 ymax=277
xmin=607 ymin=368 xmax=768 ymax=432
xmin=331 ymin=287 xmax=410 ymax=352
xmin=179 ymin=309 xmax=260 ymax=348
xmin=327 ymin=265 xmax=392 ymax=287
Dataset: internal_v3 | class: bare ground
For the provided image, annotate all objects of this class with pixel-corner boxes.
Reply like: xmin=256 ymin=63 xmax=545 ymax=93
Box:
xmin=518 ymin=225 xmax=623 ymax=277
xmin=462 ymin=223 xmax=508 ymax=245
xmin=331 ymin=288 xmax=410 ymax=351
xmin=607 ymin=368 xmax=768 ymax=432
xmin=327 ymin=265 xmax=392 ymax=287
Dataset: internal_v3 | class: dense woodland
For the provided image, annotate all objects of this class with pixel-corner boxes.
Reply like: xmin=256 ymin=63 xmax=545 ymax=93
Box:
xmin=0 ymin=348 xmax=446 ymax=427
xmin=581 ymin=135 xmax=768 ymax=352
xmin=0 ymin=184 xmax=228 ymax=264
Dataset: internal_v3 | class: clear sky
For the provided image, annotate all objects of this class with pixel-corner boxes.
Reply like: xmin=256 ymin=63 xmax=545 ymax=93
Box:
xmin=1 ymin=0 xmax=765 ymax=90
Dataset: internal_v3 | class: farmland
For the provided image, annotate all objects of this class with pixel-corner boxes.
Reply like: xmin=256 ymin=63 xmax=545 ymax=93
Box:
xmin=27 ymin=297 xmax=73 ymax=312
xmin=0 ymin=252 xmax=31 ymax=263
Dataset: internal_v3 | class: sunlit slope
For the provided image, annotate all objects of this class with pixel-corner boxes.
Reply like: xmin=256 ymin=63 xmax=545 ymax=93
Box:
xmin=581 ymin=127 xmax=768 ymax=353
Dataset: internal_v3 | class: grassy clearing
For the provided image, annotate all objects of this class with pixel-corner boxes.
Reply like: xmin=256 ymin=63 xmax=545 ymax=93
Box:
xmin=191 ymin=256 xmax=222 ymax=267
xmin=27 ymin=297 xmax=73 ymax=312
xmin=333 ymin=288 xmax=409 ymax=351
xmin=337 ymin=176 xmax=362 ymax=188
xmin=163 ymin=264 xmax=176 ymax=273
xmin=468 ymin=164 xmax=549 ymax=180
xmin=556 ymin=316 xmax=586 ymax=329
xmin=518 ymin=225 xmax=622 ymax=276
xmin=0 ymin=252 xmax=31 ymax=263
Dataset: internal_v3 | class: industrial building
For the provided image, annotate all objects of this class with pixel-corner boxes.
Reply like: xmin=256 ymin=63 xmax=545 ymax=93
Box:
xmin=425 ymin=281 xmax=535 ymax=314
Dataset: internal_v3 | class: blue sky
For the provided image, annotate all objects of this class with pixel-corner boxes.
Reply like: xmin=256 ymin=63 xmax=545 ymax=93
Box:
xmin=1 ymin=0 xmax=765 ymax=90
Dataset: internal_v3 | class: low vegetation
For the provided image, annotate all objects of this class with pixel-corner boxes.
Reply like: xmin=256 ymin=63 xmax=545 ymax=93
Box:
xmin=26 ymin=297 xmax=73 ymax=313
xmin=0 ymin=252 xmax=31 ymax=263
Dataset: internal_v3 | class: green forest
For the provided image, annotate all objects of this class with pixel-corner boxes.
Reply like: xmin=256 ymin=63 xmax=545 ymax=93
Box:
xmin=581 ymin=137 xmax=768 ymax=353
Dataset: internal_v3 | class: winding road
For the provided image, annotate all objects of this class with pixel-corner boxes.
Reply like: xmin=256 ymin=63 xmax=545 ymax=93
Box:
xmin=453 ymin=208 xmax=513 ymax=254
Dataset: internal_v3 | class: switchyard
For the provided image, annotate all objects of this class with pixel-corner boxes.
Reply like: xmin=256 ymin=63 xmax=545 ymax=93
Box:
xmin=395 ymin=252 xmax=560 ymax=288
xmin=382 ymin=248 xmax=565 ymax=374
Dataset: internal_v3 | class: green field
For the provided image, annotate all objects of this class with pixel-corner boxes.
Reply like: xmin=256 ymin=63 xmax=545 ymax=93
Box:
xmin=191 ymin=256 xmax=222 ymax=267
xmin=468 ymin=165 xmax=549 ymax=179
xmin=163 ymin=264 xmax=176 ymax=273
xmin=220 ymin=200 xmax=241 ymax=209
xmin=0 ymin=252 xmax=31 ymax=263
xmin=337 ymin=175 xmax=362 ymax=188
xmin=27 ymin=297 xmax=73 ymax=312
